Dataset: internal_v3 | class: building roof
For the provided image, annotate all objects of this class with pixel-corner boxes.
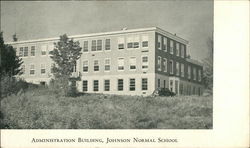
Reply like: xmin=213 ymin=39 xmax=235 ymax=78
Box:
xmin=7 ymin=27 xmax=188 ymax=45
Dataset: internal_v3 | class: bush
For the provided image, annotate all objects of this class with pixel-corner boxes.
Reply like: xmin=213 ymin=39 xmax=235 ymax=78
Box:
xmin=153 ymin=88 xmax=175 ymax=97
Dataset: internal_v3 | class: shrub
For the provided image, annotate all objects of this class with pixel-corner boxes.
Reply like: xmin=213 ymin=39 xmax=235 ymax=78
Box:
xmin=153 ymin=88 xmax=175 ymax=97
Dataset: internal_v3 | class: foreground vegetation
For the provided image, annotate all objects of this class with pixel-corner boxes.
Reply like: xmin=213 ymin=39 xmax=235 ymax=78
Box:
xmin=0 ymin=87 xmax=212 ymax=129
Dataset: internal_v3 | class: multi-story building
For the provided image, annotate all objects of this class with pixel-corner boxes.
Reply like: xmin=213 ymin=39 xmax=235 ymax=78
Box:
xmin=8 ymin=27 xmax=204 ymax=96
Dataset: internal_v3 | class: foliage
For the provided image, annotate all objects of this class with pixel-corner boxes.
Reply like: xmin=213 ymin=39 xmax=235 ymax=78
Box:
xmin=155 ymin=88 xmax=175 ymax=97
xmin=202 ymin=37 xmax=213 ymax=94
xmin=0 ymin=88 xmax=212 ymax=129
xmin=50 ymin=34 xmax=82 ymax=96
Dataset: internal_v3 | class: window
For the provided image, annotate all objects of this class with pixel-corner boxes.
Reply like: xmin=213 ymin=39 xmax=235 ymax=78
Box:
xmin=30 ymin=64 xmax=35 ymax=75
xmin=104 ymin=58 xmax=111 ymax=71
xmin=163 ymin=58 xmax=167 ymax=72
xmin=163 ymin=37 xmax=167 ymax=52
xmin=188 ymin=66 xmax=191 ymax=79
xmin=142 ymin=35 xmax=148 ymax=48
xmin=129 ymin=78 xmax=136 ymax=91
xmin=181 ymin=44 xmax=185 ymax=58
xmin=176 ymin=43 xmax=180 ymax=56
xmin=118 ymin=58 xmax=124 ymax=71
xmin=193 ymin=67 xmax=197 ymax=80
xmin=31 ymin=46 xmax=35 ymax=56
xmin=19 ymin=47 xmax=24 ymax=57
xmin=118 ymin=79 xmax=123 ymax=91
xmin=93 ymin=80 xmax=99 ymax=91
xmin=127 ymin=36 xmax=133 ymax=49
xmin=41 ymin=64 xmax=46 ymax=74
xmin=118 ymin=37 xmax=125 ymax=50
xmin=82 ymin=80 xmax=88 ymax=91
xmin=104 ymin=80 xmax=110 ymax=91
xmin=198 ymin=69 xmax=202 ymax=82
xmin=170 ymin=80 xmax=173 ymax=92
xmin=158 ymin=79 xmax=160 ymax=88
xmin=105 ymin=39 xmax=111 ymax=50
xmin=97 ymin=40 xmax=102 ymax=51
xmin=133 ymin=36 xmax=139 ymax=48
xmin=24 ymin=47 xmax=28 ymax=57
xmin=41 ymin=45 xmax=47 ymax=55
xmin=157 ymin=56 xmax=161 ymax=71
xmin=142 ymin=78 xmax=148 ymax=90
xmin=83 ymin=41 xmax=88 ymax=52
xmin=176 ymin=62 xmax=179 ymax=76
xmin=142 ymin=56 xmax=148 ymax=69
xmin=48 ymin=44 xmax=54 ymax=55
xmin=170 ymin=40 xmax=174 ymax=54
xmin=169 ymin=60 xmax=173 ymax=74
xmin=157 ymin=35 xmax=162 ymax=50
xmin=181 ymin=63 xmax=184 ymax=77
xmin=164 ymin=80 xmax=166 ymax=88
xmin=129 ymin=57 xmax=136 ymax=70
xmin=21 ymin=65 xmax=25 ymax=74
xmin=91 ymin=40 xmax=97 ymax=51
xmin=83 ymin=60 xmax=88 ymax=72
xmin=94 ymin=60 xmax=99 ymax=72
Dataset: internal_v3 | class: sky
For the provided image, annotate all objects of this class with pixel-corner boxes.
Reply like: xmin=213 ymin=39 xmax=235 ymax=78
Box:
xmin=1 ymin=1 xmax=213 ymax=61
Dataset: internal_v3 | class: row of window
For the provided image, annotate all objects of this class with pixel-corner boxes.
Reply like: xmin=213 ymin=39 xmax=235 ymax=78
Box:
xmin=21 ymin=64 xmax=52 ymax=75
xmin=82 ymin=78 xmax=148 ymax=92
xmin=18 ymin=45 xmax=54 ymax=57
xmin=157 ymin=34 xmax=185 ymax=58
xmin=157 ymin=56 xmax=202 ymax=81
xmin=82 ymin=56 xmax=149 ymax=72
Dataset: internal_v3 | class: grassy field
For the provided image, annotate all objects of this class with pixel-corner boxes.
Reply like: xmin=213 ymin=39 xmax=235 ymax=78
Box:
xmin=0 ymin=87 xmax=212 ymax=129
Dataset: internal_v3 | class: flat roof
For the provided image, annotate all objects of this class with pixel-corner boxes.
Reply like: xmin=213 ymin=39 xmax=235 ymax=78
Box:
xmin=7 ymin=27 xmax=188 ymax=45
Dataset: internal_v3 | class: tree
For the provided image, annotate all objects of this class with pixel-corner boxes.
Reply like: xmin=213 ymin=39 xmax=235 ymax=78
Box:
xmin=202 ymin=37 xmax=213 ymax=94
xmin=50 ymin=34 xmax=82 ymax=96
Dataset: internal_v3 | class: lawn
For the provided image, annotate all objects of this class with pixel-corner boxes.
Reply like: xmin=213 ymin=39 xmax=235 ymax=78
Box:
xmin=0 ymin=87 xmax=212 ymax=129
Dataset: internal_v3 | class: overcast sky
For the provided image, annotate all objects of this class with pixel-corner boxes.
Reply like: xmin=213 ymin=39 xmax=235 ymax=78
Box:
xmin=1 ymin=1 xmax=213 ymax=61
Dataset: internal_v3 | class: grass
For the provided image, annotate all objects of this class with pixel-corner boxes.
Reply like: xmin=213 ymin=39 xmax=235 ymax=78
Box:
xmin=0 ymin=87 xmax=212 ymax=129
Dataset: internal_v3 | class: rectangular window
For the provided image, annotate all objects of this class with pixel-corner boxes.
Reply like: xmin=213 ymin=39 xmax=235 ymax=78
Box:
xmin=91 ymin=40 xmax=97 ymax=51
xmin=104 ymin=80 xmax=110 ymax=91
xmin=163 ymin=37 xmax=167 ymax=52
xmin=163 ymin=58 xmax=167 ymax=72
xmin=169 ymin=60 xmax=173 ymax=74
xmin=19 ymin=47 xmax=24 ymax=57
xmin=157 ymin=56 xmax=161 ymax=71
xmin=118 ymin=58 xmax=124 ymax=71
xmin=83 ymin=41 xmax=88 ymax=52
xmin=118 ymin=37 xmax=125 ymax=50
xmin=104 ymin=58 xmax=111 ymax=71
xmin=41 ymin=45 xmax=47 ymax=55
xmin=181 ymin=63 xmax=184 ymax=77
xmin=170 ymin=80 xmax=173 ymax=92
xmin=157 ymin=35 xmax=162 ymax=50
xmin=129 ymin=57 xmax=136 ymax=70
xmin=31 ymin=46 xmax=36 ymax=56
xmin=83 ymin=60 xmax=88 ymax=72
xmin=48 ymin=44 xmax=54 ymax=55
xmin=94 ymin=60 xmax=99 ymax=72
xmin=97 ymin=40 xmax=102 ymax=51
xmin=176 ymin=62 xmax=179 ymax=76
xmin=129 ymin=78 xmax=136 ymax=91
xmin=198 ymin=69 xmax=202 ymax=82
xmin=82 ymin=80 xmax=88 ymax=91
xmin=142 ymin=78 xmax=148 ymax=90
xmin=164 ymin=80 xmax=166 ymax=88
xmin=30 ymin=64 xmax=35 ymax=75
xmin=170 ymin=40 xmax=174 ymax=54
xmin=118 ymin=79 xmax=123 ymax=91
xmin=41 ymin=63 xmax=46 ymax=74
xmin=142 ymin=56 xmax=148 ymax=69
xmin=158 ymin=79 xmax=160 ymax=88
xmin=127 ymin=36 xmax=133 ymax=49
xmin=24 ymin=47 xmax=28 ymax=57
xmin=21 ymin=65 xmax=25 ymax=74
xmin=133 ymin=36 xmax=139 ymax=48
xmin=176 ymin=43 xmax=180 ymax=56
xmin=188 ymin=66 xmax=191 ymax=79
xmin=181 ymin=45 xmax=185 ymax=58
xmin=142 ymin=35 xmax=148 ymax=48
xmin=105 ymin=39 xmax=111 ymax=50
xmin=93 ymin=80 xmax=99 ymax=91
xmin=193 ymin=67 xmax=197 ymax=80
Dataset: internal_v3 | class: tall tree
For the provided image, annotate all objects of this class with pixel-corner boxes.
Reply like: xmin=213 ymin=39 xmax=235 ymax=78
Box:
xmin=0 ymin=32 xmax=23 ymax=77
xmin=50 ymin=34 xmax=82 ymax=96
xmin=202 ymin=37 xmax=213 ymax=94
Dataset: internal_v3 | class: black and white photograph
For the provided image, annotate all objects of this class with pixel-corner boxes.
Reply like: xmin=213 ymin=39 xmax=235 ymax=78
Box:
xmin=0 ymin=0 xmax=249 ymax=148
